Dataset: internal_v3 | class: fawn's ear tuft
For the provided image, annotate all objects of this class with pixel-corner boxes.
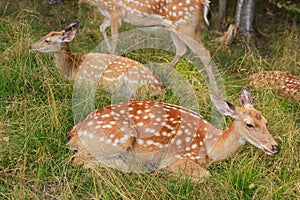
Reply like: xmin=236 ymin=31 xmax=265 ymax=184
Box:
xmin=62 ymin=21 xmax=80 ymax=42
xmin=240 ymin=88 xmax=254 ymax=107
xmin=210 ymin=94 xmax=237 ymax=118
xmin=65 ymin=21 xmax=80 ymax=32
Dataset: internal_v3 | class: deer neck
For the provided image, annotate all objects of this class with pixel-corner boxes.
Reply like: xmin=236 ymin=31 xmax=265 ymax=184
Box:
xmin=207 ymin=122 xmax=245 ymax=162
xmin=53 ymin=43 xmax=82 ymax=80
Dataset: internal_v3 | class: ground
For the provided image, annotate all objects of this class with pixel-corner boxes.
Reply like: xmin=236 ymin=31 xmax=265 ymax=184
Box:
xmin=0 ymin=0 xmax=299 ymax=199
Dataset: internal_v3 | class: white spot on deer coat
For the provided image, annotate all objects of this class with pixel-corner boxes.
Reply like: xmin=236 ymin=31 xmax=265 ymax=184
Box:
xmin=176 ymin=139 xmax=182 ymax=146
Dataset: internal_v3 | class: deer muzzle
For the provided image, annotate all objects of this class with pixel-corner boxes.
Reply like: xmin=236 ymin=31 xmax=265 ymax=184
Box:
xmin=262 ymin=144 xmax=280 ymax=155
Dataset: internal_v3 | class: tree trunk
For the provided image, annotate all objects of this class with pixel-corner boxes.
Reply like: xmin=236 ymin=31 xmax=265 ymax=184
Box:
xmin=218 ymin=0 xmax=228 ymax=31
xmin=235 ymin=0 xmax=256 ymax=37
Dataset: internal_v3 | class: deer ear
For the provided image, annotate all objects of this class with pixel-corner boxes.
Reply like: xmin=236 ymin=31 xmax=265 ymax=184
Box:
xmin=62 ymin=21 xmax=79 ymax=42
xmin=210 ymin=94 xmax=237 ymax=118
xmin=240 ymin=88 xmax=254 ymax=107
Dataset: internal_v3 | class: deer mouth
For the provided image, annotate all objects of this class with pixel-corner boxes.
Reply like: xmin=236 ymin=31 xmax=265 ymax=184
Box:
xmin=261 ymin=145 xmax=280 ymax=156
xmin=262 ymin=147 xmax=275 ymax=155
xmin=29 ymin=48 xmax=44 ymax=53
xmin=29 ymin=47 xmax=40 ymax=53
xmin=29 ymin=46 xmax=49 ymax=53
xmin=29 ymin=48 xmax=36 ymax=53
xmin=247 ymin=139 xmax=280 ymax=155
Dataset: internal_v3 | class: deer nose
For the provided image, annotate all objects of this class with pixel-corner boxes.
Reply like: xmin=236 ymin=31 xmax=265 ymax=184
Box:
xmin=272 ymin=145 xmax=281 ymax=153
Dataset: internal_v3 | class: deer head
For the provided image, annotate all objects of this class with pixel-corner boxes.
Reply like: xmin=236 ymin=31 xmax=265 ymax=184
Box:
xmin=211 ymin=88 xmax=280 ymax=156
xmin=29 ymin=21 xmax=79 ymax=53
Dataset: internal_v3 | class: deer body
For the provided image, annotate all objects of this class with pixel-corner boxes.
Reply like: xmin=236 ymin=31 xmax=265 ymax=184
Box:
xmin=249 ymin=71 xmax=300 ymax=100
xmin=67 ymin=88 xmax=280 ymax=178
xmin=29 ymin=21 xmax=164 ymax=96
xmin=92 ymin=0 xmax=211 ymax=73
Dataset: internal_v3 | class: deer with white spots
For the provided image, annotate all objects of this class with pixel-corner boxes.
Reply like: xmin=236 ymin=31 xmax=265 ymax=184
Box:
xmin=29 ymin=21 xmax=164 ymax=97
xmin=67 ymin=88 xmax=280 ymax=179
xmin=91 ymin=0 xmax=211 ymax=74
xmin=249 ymin=71 xmax=300 ymax=101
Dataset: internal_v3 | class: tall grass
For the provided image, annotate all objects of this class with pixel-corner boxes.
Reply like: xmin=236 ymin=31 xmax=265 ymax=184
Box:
xmin=0 ymin=0 xmax=299 ymax=199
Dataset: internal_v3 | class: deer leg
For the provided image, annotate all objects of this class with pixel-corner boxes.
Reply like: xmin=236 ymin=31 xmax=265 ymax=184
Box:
xmin=168 ymin=159 xmax=211 ymax=179
xmin=100 ymin=18 xmax=112 ymax=53
xmin=171 ymin=31 xmax=220 ymax=95
xmin=110 ymin=16 xmax=122 ymax=55
xmin=166 ymin=32 xmax=187 ymax=74
xmin=69 ymin=149 xmax=100 ymax=169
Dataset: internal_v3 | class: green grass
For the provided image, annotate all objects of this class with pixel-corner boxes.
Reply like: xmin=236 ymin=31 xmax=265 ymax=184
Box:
xmin=1 ymin=0 xmax=299 ymax=199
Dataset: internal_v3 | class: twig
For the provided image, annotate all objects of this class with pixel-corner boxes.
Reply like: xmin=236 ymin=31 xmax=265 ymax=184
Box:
xmin=26 ymin=182 xmax=61 ymax=200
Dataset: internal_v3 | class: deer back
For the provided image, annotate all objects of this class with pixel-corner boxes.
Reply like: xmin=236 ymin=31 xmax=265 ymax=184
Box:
xmin=249 ymin=71 xmax=300 ymax=100
xmin=93 ymin=0 xmax=210 ymax=31
xmin=67 ymin=100 xmax=215 ymax=172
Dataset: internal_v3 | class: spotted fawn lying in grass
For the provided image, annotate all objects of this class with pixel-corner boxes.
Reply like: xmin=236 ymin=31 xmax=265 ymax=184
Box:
xmin=67 ymin=88 xmax=280 ymax=179
xmin=249 ymin=71 xmax=299 ymax=100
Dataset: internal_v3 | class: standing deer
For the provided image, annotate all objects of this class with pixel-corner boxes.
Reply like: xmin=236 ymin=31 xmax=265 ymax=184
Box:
xmin=67 ymin=88 xmax=280 ymax=178
xmin=249 ymin=71 xmax=300 ymax=100
xmin=91 ymin=0 xmax=211 ymax=74
xmin=29 ymin=21 xmax=164 ymax=97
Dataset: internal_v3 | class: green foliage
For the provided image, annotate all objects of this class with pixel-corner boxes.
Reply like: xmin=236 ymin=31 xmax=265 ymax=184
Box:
xmin=0 ymin=0 xmax=299 ymax=199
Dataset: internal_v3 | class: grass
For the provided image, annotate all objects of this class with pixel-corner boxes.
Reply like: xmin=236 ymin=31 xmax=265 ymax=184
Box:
xmin=0 ymin=0 xmax=299 ymax=199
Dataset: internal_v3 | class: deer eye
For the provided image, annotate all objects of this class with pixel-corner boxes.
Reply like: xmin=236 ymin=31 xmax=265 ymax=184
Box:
xmin=246 ymin=123 xmax=254 ymax=128
xmin=45 ymin=38 xmax=50 ymax=43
